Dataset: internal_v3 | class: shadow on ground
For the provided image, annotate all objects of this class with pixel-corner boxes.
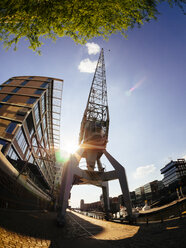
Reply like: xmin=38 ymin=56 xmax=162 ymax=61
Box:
xmin=110 ymin=217 xmax=186 ymax=248
xmin=0 ymin=209 xmax=186 ymax=248
xmin=0 ymin=210 xmax=103 ymax=247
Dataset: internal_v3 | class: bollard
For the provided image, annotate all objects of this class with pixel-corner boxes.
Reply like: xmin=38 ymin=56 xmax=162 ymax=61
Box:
xmin=146 ymin=218 xmax=148 ymax=225
xmin=179 ymin=208 xmax=182 ymax=219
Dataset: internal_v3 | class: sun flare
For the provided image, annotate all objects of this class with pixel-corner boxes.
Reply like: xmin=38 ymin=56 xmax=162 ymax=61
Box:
xmin=62 ymin=141 xmax=79 ymax=154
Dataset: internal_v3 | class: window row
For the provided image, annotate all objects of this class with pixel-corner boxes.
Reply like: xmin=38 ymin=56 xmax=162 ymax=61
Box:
xmin=3 ymin=78 xmax=48 ymax=88
xmin=0 ymin=94 xmax=37 ymax=104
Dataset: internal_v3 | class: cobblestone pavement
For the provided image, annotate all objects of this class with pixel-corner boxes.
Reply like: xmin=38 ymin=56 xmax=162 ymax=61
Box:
xmin=0 ymin=209 xmax=186 ymax=248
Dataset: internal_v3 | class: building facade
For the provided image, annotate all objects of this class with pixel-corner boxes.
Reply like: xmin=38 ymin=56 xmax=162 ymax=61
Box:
xmin=80 ymin=199 xmax=84 ymax=210
xmin=161 ymin=159 xmax=186 ymax=189
xmin=0 ymin=76 xmax=63 ymax=209
xmin=143 ymin=180 xmax=163 ymax=204
xmin=135 ymin=186 xmax=145 ymax=205
xmin=80 ymin=200 xmax=102 ymax=212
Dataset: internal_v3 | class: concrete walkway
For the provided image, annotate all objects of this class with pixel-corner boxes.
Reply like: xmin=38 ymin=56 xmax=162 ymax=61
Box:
xmin=0 ymin=209 xmax=185 ymax=248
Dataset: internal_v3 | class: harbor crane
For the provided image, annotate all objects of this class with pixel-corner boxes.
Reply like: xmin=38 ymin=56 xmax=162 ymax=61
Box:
xmin=57 ymin=48 xmax=132 ymax=226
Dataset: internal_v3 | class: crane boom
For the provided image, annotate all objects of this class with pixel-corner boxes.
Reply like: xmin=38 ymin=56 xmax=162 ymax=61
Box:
xmin=79 ymin=48 xmax=109 ymax=149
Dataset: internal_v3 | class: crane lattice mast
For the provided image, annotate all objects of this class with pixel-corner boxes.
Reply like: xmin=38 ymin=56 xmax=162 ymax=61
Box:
xmin=79 ymin=48 xmax=109 ymax=146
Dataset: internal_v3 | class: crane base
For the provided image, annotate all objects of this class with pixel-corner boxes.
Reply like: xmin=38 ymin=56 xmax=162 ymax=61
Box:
xmin=57 ymin=148 xmax=133 ymax=226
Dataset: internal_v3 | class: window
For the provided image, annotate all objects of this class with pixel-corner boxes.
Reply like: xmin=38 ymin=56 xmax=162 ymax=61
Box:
xmin=40 ymin=82 xmax=48 ymax=88
xmin=12 ymin=87 xmax=20 ymax=93
xmin=6 ymin=121 xmax=17 ymax=134
xmin=0 ymin=86 xmax=3 ymax=90
xmin=32 ymin=137 xmax=38 ymax=153
xmin=6 ymin=146 xmax=20 ymax=170
xmin=28 ymin=154 xmax=34 ymax=164
xmin=27 ymin=97 xmax=36 ymax=104
xmin=40 ymin=140 xmax=46 ymax=157
xmin=0 ymin=139 xmax=7 ymax=147
xmin=37 ymin=125 xmax=42 ymax=140
xmin=4 ymin=79 xmax=12 ymax=85
xmin=26 ymin=113 xmax=34 ymax=137
xmin=45 ymin=142 xmax=49 ymax=151
xmin=25 ymin=149 xmax=30 ymax=160
xmin=15 ymin=128 xmax=28 ymax=154
xmin=16 ymin=108 xmax=28 ymax=116
xmin=21 ymin=80 xmax=28 ymax=86
xmin=41 ymin=161 xmax=44 ymax=169
xmin=46 ymin=90 xmax=48 ymax=105
xmin=7 ymin=146 xmax=19 ymax=161
xmin=0 ymin=104 xmax=3 ymax=108
xmin=35 ymin=150 xmax=41 ymax=166
xmin=41 ymin=94 xmax=45 ymax=114
xmin=43 ymin=115 xmax=46 ymax=130
xmin=41 ymin=140 xmax=44 ymax=148
xmin=34 ymin=103 xmax=40 ymax=125
xmin=2 ymin=95 xmax=12 ymax=102
xmin=28 ymin=76 xmax=33 ymax=79
xmin=34 ymin=89 xmax=43 ymax=95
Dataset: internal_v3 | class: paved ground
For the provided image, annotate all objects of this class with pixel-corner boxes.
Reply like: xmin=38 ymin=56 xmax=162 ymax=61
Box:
xmin=0 ymin=209 xmax=185 ymax=248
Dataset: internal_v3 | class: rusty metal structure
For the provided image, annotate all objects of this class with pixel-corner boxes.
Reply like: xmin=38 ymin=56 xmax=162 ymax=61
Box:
xmin=79 ymin=49 xmax=109 ymax=171
xmin=57 ymin=49 xmax=132 ymax=226
xmin=79 ymin=49 xmax=109 ymax=147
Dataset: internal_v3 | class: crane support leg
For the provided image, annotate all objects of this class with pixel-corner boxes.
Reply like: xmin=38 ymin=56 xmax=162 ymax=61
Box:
xmin=103 ymin=150 xmax=133 ymax=221
xmin=102 ymin=181 xmax=110 ymax=219
xmin=57 ymin=148 xmax=84 ymax=226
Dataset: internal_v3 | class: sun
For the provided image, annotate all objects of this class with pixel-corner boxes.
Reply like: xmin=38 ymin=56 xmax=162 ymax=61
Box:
xmin=56 ymin=141 xmax=79 ymax=163
xmin=62 ymin=141 xmax=79 ymax=154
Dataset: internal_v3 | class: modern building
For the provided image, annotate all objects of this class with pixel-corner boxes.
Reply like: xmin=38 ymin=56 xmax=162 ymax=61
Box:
xmin=143 ymin=180 xmax=163 ymax=203
xmin=161 ymin=159 xmax=186 ymax=189
xmin=0 ymin=76 xmax=63 ymax=209
xmin=135 ymin=186 xmax=145 ymax=205
xmin=118 ymin=192 xmax=136 ymax=207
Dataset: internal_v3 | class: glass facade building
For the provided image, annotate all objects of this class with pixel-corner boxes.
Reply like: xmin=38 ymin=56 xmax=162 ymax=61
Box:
xmin=0 ymin=76 xmax=63 ymax=209
xmin=161 ymin=159 xmax=186 ymax=188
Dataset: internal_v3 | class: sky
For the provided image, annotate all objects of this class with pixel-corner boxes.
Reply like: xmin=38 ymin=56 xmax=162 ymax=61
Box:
xmin=0 ymin=3 xmax=186 ymax=207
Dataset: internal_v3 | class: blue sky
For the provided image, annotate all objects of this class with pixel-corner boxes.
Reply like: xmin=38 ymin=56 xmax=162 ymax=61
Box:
xmin=0 ymin=3 xmax=186 ymax=207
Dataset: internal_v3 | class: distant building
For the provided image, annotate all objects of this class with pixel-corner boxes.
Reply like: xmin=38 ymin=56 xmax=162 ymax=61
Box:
xmin=144 ymin=180 xmax=163 ymax=204
xmin=161 ymin=159 xmax=186 ymax=189
xmin=135 ymin=186 xmax=145 ymax=205
xmin=109 ymin=197 xmax=120 ymax=213
xmin=80 ymin=199 xmax=84 ymax=210
xmin=118 ymin=191 xmax=136 ymax=207
xmin=80 ymin=199 xmax=102 ymax=212
xmin=130 ymin=191 xmax=136 ymax=206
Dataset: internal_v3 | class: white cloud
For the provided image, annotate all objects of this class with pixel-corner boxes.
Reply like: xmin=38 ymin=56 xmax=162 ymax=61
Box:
xmin=183 ymin=155 xmax=186 ymax=160
xmin=133 ymin=164 xmax=156 ymax=179
xmin=86 ymin=42 xmax=100 ymax=55
xmin=78 ymin=58 xmax=97 ymax=73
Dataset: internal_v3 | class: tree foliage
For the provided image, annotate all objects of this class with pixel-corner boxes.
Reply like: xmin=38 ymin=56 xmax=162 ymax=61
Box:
xmin=0 ymin=0 xmax=185 ymax=53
